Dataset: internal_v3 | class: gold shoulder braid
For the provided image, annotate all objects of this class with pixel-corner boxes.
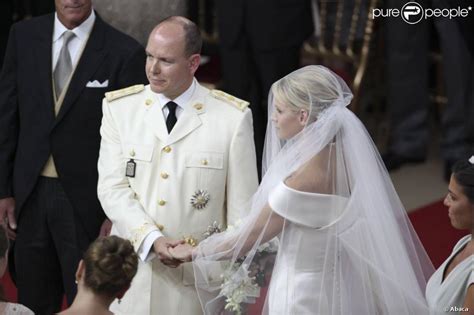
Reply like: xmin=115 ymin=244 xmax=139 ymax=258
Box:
xmin=210 ymin=89 xmax=249 ymax=111
xmin=105 ymin=84 xmax=145 ymax=102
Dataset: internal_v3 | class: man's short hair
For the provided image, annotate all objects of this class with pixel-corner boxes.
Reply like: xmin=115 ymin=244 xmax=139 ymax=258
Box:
xmin=161 ymin=16 xmax=202 ymax=56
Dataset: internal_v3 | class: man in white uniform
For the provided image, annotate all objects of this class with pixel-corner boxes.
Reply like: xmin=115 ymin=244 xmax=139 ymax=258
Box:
xmin=97 ymin=16 xmax=258 ymax=314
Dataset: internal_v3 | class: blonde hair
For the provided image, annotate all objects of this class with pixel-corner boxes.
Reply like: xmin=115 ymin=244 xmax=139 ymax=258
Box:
xmin=83 ymin=236 xmax=138 ymax=297
xmin=271 ymin=67 xmax=342 ymax=123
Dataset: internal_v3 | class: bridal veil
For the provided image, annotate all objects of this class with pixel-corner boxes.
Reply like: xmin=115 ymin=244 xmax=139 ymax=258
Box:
xmin=192 ymin=65 xmax=434 ymax=314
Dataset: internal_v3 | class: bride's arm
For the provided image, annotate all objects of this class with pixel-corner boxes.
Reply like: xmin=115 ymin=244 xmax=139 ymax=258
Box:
xmin=210 ymin=148 xmax=333 ymax=258
xmin=235 ymin=204 xmax=284 ymax=257
xmin=169 ymin=205 xmax=284 ymax=262
xmin=171 ymin=151 xmax=332 ymax=261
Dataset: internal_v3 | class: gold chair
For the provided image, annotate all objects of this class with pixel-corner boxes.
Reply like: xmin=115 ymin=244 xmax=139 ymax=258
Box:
xmin=303 ymin=0 xmax=378 ymax=113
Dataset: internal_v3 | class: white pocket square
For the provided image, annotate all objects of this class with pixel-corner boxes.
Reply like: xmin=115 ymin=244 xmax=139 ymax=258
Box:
xmin=86 ymin=79 xmax=109 ymax=88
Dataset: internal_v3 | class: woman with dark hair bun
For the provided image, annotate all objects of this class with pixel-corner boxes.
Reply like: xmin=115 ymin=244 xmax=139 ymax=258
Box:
xmin=58 ymin=236 xmax=138 ymax=315
xmin=0 ymin=225 xmax=33 ymax=314
xmin=426 ymin=156 xmax=474 ymax=314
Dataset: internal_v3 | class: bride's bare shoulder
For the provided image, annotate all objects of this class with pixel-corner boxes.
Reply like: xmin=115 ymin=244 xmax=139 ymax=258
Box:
xmin=284 ymin=157 xmax=332 ymax=194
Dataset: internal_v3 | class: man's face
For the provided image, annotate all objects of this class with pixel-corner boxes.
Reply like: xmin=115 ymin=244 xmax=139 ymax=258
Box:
xmin=55 ymin=0 xmax=92 ymax=29
xmin=145 ymin=23 xmax=200 ymax=99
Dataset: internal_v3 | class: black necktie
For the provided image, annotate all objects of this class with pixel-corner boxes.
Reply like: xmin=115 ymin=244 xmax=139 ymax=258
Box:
xmin=166 ymin=101 xmax=178 ymax=133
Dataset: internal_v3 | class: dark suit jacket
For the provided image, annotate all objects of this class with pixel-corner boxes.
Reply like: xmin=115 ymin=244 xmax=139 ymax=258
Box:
xmin=0 ymin=13 xmax=147 ymax=239
xmin=216 ymin=0 xmax=314 ymax=51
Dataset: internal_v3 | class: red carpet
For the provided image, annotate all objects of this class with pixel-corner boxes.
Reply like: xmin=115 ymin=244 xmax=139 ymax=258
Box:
xmin=1 ymin=270 xmax=16 ymax=302
xmin=1 ymin=199 xmax=467 ymax=307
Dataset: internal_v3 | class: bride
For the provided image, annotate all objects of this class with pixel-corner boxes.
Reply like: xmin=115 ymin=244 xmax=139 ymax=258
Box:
xmin=170 ymin=65 xmax=434 ymax=314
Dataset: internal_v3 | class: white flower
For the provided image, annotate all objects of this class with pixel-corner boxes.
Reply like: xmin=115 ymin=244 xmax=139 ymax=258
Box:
xmin=220 ymin=263 xmax=260 ymax=314
xmin=257 ymin=238 xmax=279 ymax=253
xmin=469 ymin=155 xmax=474 ymax=165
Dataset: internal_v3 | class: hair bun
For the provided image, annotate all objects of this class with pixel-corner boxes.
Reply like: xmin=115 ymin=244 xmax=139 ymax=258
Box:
xmin=83 ymin=236 xmax=138 ymax=297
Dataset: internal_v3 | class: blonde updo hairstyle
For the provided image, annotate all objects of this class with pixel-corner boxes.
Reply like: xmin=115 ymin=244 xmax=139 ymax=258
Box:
xmin=271 ymin=66 xmax=342 ymax=124
xmin=82 ymin=236 xmax=138 ymax=297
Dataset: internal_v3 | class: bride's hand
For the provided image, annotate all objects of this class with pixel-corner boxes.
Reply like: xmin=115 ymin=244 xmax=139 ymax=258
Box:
xmin=168 ymin=243 xmax=194 ymax=262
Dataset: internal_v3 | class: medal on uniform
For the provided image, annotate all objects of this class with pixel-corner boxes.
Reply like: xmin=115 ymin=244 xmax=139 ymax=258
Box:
xmin=190 ymin=190 xmax=210 ymax=210
xmin=126 ymin=159 xmax=136 ymax=177
xmin=203 ymin=221 xmax=221 ymax=238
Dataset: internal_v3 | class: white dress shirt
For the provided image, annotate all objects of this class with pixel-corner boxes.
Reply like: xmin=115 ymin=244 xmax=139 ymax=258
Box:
xmin=156 ymin=78 xmax=197 ymax=121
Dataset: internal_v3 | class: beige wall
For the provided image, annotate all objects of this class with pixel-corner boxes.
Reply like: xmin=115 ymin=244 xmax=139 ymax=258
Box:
xmin=94 ymin=0 xmax=187 ymax=46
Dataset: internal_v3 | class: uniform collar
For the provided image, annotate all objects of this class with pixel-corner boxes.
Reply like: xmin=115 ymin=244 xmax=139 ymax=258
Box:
xmin=156 ymin=78 xmax=197 ymax=111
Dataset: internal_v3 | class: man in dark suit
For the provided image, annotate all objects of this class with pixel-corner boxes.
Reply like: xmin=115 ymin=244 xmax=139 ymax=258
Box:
xmin=216 ymin=0 xmax=314 ymax=175
xmin=0 ymin=0 xmax=147 ymax=313
xmin=383 ymin=0 xmax=472 ymax=180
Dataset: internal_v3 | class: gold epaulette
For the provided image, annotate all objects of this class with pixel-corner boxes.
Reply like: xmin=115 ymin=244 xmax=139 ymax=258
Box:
xmin=210 ymin=89 xmax=249 ymax=111
xmin=105 ymin=84 xmax=145 ymax=102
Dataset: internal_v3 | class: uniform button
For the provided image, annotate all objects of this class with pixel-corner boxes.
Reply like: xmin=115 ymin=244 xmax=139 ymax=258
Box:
xmin=145 ymin=99 xmax=153 ymax=106
xmin=194 ymin=103 xmax=203 ymax=110
xmin=201 ymin=159 xmax=208 ymax=166
xmin=158 ymin=200 xmax=166 ymax=206
xmin=161 ymin=172 xmax=169 ymax=179
xmin=163 ymin=146 xmax=172 ymax=153
xmin=130 ymin=149 xmax=136 ymax=157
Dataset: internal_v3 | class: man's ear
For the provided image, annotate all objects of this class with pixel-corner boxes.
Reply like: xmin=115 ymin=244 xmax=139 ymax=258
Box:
xmin=299 ymin=109 xmax=309 ymax=125
xmin=189 ymin=54 xmax=201 ymax=74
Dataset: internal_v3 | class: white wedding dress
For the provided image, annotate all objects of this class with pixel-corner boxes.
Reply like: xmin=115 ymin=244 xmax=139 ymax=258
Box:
xmin=266 ymin=182 xmax=349 ymax=314
xmin=192 ymin=66 xmax=433 ymax=315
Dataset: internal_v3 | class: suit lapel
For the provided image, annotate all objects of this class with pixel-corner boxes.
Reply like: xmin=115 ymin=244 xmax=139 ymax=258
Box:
xmin=143 ymin=88 xmax=169 ymax=143
xmin=53 ymin=14 xmax=106 ymax=128
xmin=34 ymin=14 xmax=55 ymax=124
xmin=166 ymin=108 xmax=202 ymax=145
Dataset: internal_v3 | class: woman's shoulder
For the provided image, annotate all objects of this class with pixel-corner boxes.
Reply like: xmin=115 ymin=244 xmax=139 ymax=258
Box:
xmin=452 ymin=235 xmax=472 ymax=253
xmin=283 ymin=168 xmax=329 ymax=195
xmin=268 ymin=181 xmax=349 ymax=228
xmin=278 ymin=180 xmax=346 ymax=202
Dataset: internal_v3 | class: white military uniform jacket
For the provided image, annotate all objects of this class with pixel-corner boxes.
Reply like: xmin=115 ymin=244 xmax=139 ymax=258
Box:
xmin=97 ymin=82 xmax=258 ymax=315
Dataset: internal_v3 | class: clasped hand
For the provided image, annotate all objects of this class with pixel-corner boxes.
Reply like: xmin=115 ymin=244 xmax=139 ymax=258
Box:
xmin=153 ymin=237 xmax=194 ymax=268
